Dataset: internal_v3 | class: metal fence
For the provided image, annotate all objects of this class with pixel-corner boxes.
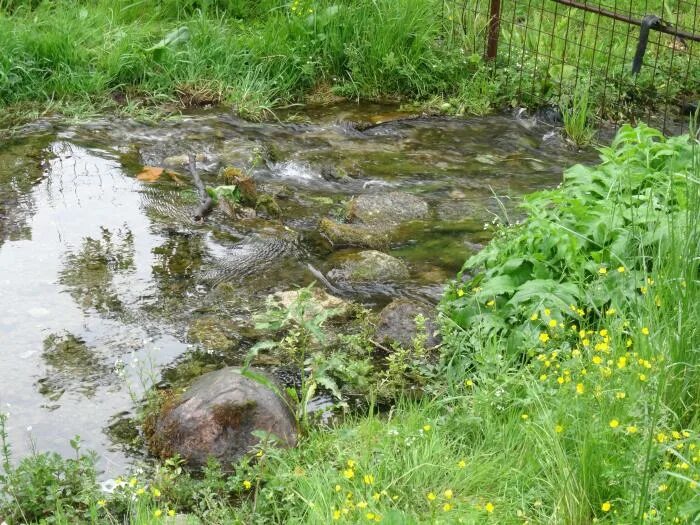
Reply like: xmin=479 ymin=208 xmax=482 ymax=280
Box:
xmin=445 ymin=0 xmax=699 ymax=132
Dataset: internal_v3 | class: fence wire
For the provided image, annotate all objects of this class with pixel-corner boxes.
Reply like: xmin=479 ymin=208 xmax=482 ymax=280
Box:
xmin=444 ymin=0 xmax=699 ymax=132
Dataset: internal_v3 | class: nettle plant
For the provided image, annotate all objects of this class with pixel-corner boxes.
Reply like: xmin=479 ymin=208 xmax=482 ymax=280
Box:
xmin=443 ymin=124 xmax=698 ymax=358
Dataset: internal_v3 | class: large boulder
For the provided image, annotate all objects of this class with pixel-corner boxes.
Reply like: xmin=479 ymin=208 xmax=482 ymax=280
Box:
xmin=375 ymin=298 xmax=441 ymax=349
xmin=149 ymin=367 xmax=297 ymax=469
xmin=327 ymin=250 xmax=409 ymax=284
xmin=347 ymin=191 xmax=429 ymax=226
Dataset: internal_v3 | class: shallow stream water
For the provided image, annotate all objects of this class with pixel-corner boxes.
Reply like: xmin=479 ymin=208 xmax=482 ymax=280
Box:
xmin=0 ymin=105 xmax=595 ymax=475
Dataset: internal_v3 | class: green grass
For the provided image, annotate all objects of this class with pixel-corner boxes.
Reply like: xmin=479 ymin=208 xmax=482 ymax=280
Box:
xmin=0 ymin=0 xmax=697 ymax=135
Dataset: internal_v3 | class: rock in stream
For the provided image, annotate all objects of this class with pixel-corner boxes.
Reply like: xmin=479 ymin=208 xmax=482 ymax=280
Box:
xmin=149 ymin=367 xmax=297 ymax=469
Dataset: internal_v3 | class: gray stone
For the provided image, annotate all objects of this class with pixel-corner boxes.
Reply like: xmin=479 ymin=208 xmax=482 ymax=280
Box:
xmin=319 ymin=218 xmax=389 ymax=249
xmin=149 ymin=367 xmax=297 ymax=469
xmin=348 ymin=191 xmax=429 ymax=226
xmin=327 ymin=250 xmax=409 ymax=283
xmin=375 ymin=299 xmax=441 ymax=349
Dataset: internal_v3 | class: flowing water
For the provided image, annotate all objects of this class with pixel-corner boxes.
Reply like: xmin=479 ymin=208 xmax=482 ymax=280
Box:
xmin=0 ymin=105 xmax=595 ymax=475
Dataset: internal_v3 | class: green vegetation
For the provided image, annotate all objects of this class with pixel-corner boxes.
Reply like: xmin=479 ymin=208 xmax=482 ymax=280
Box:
xmin=0 ymin=0 xmax=698 ymax=133
xmin=1 ymin=124 xmax=698 ymax=523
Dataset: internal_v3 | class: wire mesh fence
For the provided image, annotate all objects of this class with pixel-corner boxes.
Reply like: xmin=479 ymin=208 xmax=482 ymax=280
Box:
xmin=443 ymin=0 xmax=699 ymax=133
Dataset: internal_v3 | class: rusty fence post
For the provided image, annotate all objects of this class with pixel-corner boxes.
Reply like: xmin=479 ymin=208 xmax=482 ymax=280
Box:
xmin=485 ymin=0 xmax=502 ymax=61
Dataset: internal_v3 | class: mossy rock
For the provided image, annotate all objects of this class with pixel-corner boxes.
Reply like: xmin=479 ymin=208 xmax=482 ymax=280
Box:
xmin=347 ymin=191 xmax=429 ymax=226
xmin=186 ymin=316 xmax=240 ymax=353
xmin=319 ymin=218 xmax=389 ymax=249
xmin=327 ymin=250 xmax=409 ymax=283
xmin=148 ymin=367 xmax=297 ymax=470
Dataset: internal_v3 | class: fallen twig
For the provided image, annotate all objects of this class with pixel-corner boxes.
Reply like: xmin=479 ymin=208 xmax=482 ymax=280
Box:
xmin=306 ymin=263 xmax=344 ymax=296
xmin=188 ymin=153 xmax=214 ymax=221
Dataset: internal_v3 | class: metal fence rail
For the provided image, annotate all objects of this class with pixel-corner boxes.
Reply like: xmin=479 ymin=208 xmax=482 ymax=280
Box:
xmin=445 ymin=0 xmax=699 ymax=132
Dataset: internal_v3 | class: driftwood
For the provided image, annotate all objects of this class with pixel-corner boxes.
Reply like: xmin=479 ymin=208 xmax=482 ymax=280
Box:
xmin=188 ymin=153 xmax=214 ymax=221
xmin=306 ymin=263 xmax=344 ymax=296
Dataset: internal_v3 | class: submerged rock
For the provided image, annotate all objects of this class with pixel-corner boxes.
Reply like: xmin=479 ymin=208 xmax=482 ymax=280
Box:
xmin=187 ymin=316 xmax=240 ymax=353
xmin=319 ymin=218 xmax=389 ymax=249
xmin=375 ymin=298 xmax=441 ymax=349
xmin=347 ymin=191 xmax=429 ymax=226
xmin=327 ymin=250 xmax=409 ymax=284
xmin=149 ymin=367 xmax=297 ymax=469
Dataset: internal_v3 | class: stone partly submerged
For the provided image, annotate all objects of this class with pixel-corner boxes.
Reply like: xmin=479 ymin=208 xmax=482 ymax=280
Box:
xmin=375 ymin=298 xmax=441 ymax=349
xmin=327 ymin=250 xmax=409 ymax=284
xmin=318 ymin=217 xmax=389 ymax=249
xmin=149 ymin=367 xmax=297 ymax=469
xmin=347 ymin=191 xmax=429 ymax=226
xmin=319 ymin=191 xmax=429 ymax=248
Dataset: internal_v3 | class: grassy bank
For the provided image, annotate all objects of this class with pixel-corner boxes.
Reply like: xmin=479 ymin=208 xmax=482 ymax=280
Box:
xmin=1 ymin=123 xmax=698 ymax=524
xmin=0 ymin=0 xmax=698 ymax=132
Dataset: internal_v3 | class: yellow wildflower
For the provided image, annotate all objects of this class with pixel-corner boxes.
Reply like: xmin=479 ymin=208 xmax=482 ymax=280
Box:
xmin=243 ymin=480 xmax=252 ymax=490
xmin=443 ymin=503 xmax=453 ymax=512
xmin=423 ymin=424 xmax=431 ymax=432
xmin=626 ymin=425 xmax=638 ymax=434
xmin=658 ymin=484 xmax=668 ymax=492
xmin=343 ymin=469 xmax=354 ymax=479
xmin=576 ymin=383 xmax=585 ymax=394
xmin=598 ymin=267 xmax=607 ymax=275
xmin=444 ymin=489 xmax=453 ymax=500
xmin=363 ymin=475 xmax=374 ymax=485
xmin=357 ymin=501 xmax=368 ymax=509
xmin=457 ymin=289 xmax=465 ymax=297
xmin=458 ymin=460 xmax=466 ymax=468
xmin=168 ymin=510 xmax=176 ymax=517
xmin=530 ymin=312 xmax=538 ymax=321
xmin=427 ymin=492 xmax=436 ymax=501
xmin=154 ymin=510 xmax=163 ymax=518
xmin=486 ymin=300 xmax=495 ymax=307
xmin=601 ymin=501 xmax=612 ymax=512
xmin=333 ymin=510 xmax=341 ymax=520
xmin=485 ymin=502 xmax=495 ymax=513
xmin=609 ymin=419 xmax=620 ymax=429
xmin=97 ymin=499 xmax=106 ymax=507
xmin=549 ymin=319 xmax=557 ymax=328
xmin=641 ymin=327 xmax=650 ymax=335
xmin=539 ymin=333 xmax=550 ymax=343
xmin=617 ymin=266 xmax=625 ymax=273
xmin=555 ymin=424 xmax=564 ymax=433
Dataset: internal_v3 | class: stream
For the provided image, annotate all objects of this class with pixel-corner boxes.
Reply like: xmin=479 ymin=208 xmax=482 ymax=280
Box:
xmin=0 ymin=105 xmax=595 ymax=476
